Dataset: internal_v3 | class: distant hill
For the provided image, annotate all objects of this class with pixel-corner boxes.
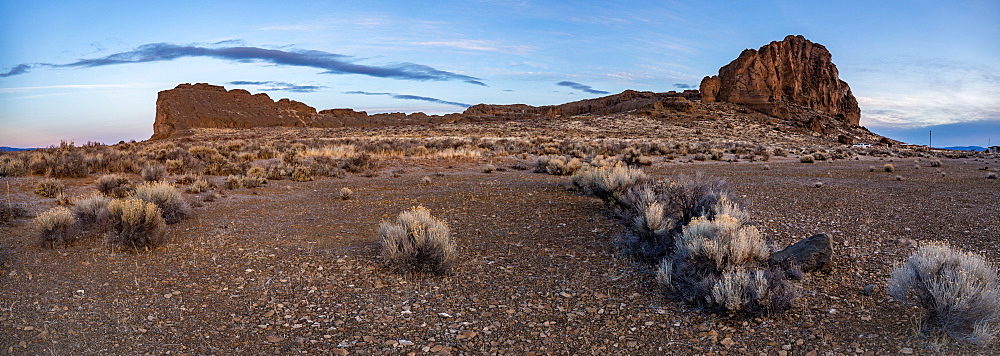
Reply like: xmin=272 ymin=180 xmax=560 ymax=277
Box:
xmin=0 ymin=146 xmax=36 ymax=152
xmin=942 ymin=146 xmax=985 ymax=152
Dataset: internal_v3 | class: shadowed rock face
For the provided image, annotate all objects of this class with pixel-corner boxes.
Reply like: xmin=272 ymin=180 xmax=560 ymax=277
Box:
xmin=700 ymin=35 xmax=861 ymax=125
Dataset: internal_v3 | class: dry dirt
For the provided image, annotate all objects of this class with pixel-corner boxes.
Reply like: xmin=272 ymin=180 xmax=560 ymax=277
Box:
xmin=2 ymin=147 xmax=999 ymax=355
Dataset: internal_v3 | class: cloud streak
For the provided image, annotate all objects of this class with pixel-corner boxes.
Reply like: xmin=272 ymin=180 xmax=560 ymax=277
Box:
xmin=556 ymin=81 xmax=609 ymax=94
xmin=226 ymin=80 xmax=326 ymax=93
xmin=1 ymin=43 xmax=487 ymax=85
xmin=344 ymin=91 xmax=470 ymax=108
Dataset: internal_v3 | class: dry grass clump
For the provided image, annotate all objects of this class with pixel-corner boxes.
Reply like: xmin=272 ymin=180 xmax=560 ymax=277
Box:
xmin=339 ymin=187 xmax=353 ymax=200
xmin=186 ymin=178 xmax=211 ymax=193
xmin=134 ymin=182 xmax=191 ymax=224
xmin=378 ymin=206 xmax=457 ymax=274
xmin=1 ymin=198 xmax=31 ymax=225
xmin=929 ymin=159 xmax=942 ymax=167
xmin=72 ymin=193 xmax=111 ymax=230
xmin=106 ymin=199 xmax=166 ymax=250
xmin=571 ymin=165 xmax=650 ymax=202
xmin=799 ymin=154 xmax=815 ymax=163
xmin=291 ymin=166 xmax=314 ymax=182
xmin=884 ymin=163 xmax=896 ymax=172
xmin=140 ymin=163 xmax=167 ymax=182
xmin=0 ymin=157 xmax=28 ymax=177
xmin=34 ymin=179 xmax=65 ymax=198
xmin=226 ymin=174 xmax=266 ymax=189
xmin=34 ymin=206 xmax=78 ymax=248
xmin=888 ymin=243 xmax=1000 ymax=344
xmin=96 ymin=174 xmax=135 ymax=198
xmin=658 ymin=213 xmax=796 ymax=315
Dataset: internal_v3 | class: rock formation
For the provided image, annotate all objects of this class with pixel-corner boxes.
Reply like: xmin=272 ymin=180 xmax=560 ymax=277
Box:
xmin=700 ymin=35 xmax=860 ymax=125
xmin=151 ymin=84 xmax=702 ymax=140
xmin=151 ymin=83 xmax=459 ymax=140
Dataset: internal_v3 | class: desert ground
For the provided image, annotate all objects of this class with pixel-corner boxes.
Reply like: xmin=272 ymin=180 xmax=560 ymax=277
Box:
xmin=1 ymin=120 xmax=998 ymax=355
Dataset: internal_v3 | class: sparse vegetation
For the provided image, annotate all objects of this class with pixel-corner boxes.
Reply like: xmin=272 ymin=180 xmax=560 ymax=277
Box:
xmin=134 ymin=181 xmax=191 ymax=224
xmin=884 ymin=163 xmax=895 ymax=172
xmin=140 ymin=163 xmax=167 ymax=182
xmin=888 ymin=243 xmax=1000 ymax=344
xmin=291 ymin=166 xmax=314 ymax=182
xmin=378 ymin=206 xmax=456 ymax=274
xmin=799 ymin=154 xmax=815 ymax=163
xmin=33 ymin=206 xmax=78 ymax=248
xmin=72 ymin=193 xmax=111 ymax=230
xmin=106 ymin=199 xmax=167 ymax=250
xmin=96 ymin=174 xmax=135 ymax=198
xmin=34 ymin=179 xmax=65 ymax=198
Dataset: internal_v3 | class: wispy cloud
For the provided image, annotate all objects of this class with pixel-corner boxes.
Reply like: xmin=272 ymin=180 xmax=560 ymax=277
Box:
xmin=672 ymin=83 xmax=695 ymax=89
xmin=226 ymin=80 xmax=326 ymax=93
xmin=1 ymin=43 xmax=487 ymax=85
xmin=556 ymin=81 xmax=609 ymax=94
xmin=413 ymin=40 xmax=532 ymax=55
xmin=344 ymin=91 xmax=470 ymax=108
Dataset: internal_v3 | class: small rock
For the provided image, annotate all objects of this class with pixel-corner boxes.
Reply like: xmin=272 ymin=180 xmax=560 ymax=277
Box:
xmin=720 ymin=337 xmax=735 ymax=347
xmin=458 ymin=331 xmax=478 ymax=340
xmin=863 ymin=284 xmax=877 ymax=296
xmin=331 ymin=349 xmax=349 ymax=355
xmin=781 ymin=344 xmax=792 ymax=350
xmin=805 ymin=351 xmax=817 ymax=356
xmin=265 ymin=335 xmax=284 ymax=343
xmin=398 ymin=339 xmax=414 ymax=346
xmin=901 ymin=347 xmax=913 ymax=354
xmin=437 ymin=312 xmax=452 ymax=318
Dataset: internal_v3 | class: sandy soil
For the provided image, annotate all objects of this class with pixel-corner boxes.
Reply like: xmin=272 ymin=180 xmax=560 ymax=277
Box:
xmin=1 ymin=153 xmax=998 ymax=355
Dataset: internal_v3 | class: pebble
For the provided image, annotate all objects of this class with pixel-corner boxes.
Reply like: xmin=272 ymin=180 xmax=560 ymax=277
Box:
xmin=863 ymin=284 xmax=877 ymax=296
xmin=720 ymin=337 xmax=735 ymax=347
xmin=265 ymin=335 xmax=284 ymax=343
xmin=900 ymin=347 xmax=913 ymax=354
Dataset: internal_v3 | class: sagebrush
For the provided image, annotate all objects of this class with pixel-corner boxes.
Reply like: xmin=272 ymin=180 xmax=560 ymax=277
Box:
xmin=378 ymin=206 xmax=457 ymax=274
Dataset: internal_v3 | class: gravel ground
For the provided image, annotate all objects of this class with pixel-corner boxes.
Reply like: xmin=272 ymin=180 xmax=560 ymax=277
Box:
xmin=2 ymin=152 xmax=998 ymax=355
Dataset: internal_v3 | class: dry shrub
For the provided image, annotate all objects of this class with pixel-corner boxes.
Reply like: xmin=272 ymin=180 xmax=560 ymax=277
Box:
xmin=73 ymin=193 xmax=110 ymax=230
xmin=291 ymin=166 xmax=314 ymax=182
xmin=929 ymin=159 xmax=943 ymax=167
xmin=46 ymin=151 xmax=90 ymax=178
xmin=34 ymin=179 xmax=65 ymax=198
xmin=884 ymin=163 xmax=896 ymax=172
xmin=799 ymin=154 xmax=815 ymax=163
xmin=888 ymin=243 xmax=1000 ymax=344
xmin=571 ymin=165 xmax=650 ymax=202
xmin=134 ymin=181 xmax=191 ymax=224
xmin=96 ymin=174 xmax=134 ymax=198
xmin=378 ymin=206 xmax=456 ymax=274
xmin=659 ymin=213 xmax=796 ymax=315
xmin=186 ymin=179 xmax=211 ymax=193
xmin=0 ymin=157 xmax=28 ymax=177
xmin=34 ymin=206 xmax=78 ymax=248
xmin=1 ymin=198 xmax=31 ymax=225
xmin=339 ymin=187 xmax=353 ymax=200
xmin=140 ymin=163 xmax=167 ymax=182
xmin=226 ymin=175 xmax=265 ymax=189
xmin=107 ymin=199 xmax=166 ymax=250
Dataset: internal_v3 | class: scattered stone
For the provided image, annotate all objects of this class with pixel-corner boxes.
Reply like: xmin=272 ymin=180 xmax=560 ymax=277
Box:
xmin=331 ymin=349 xmax=349 ymax=355
xmin=720 ymin=337 xmax=736 ymax=348
xmin=458 ymin=331 xmax=478 ymax=340
xmin=265 ymin=335 xmax=284 ymax=343
xmin=863 ymin=284 xmax=877 ymax=296
xmin=901 ymin=347 xmax=914 ymax=354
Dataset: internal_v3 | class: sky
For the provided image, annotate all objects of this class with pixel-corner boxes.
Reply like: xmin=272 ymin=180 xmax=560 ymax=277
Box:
xmin=1 ymin=0 xmax=998 ymax=148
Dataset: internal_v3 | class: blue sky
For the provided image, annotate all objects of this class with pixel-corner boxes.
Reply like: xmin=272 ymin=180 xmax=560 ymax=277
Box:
xmin=1 ymin=1 xmax=997 ymax=148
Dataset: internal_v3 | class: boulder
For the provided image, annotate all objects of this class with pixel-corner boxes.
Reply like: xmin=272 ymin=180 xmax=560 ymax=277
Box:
xmin=700 ymin=35 xmax=860 ymax=126
xmin=769 ymin=233 xmax=833 ymax=273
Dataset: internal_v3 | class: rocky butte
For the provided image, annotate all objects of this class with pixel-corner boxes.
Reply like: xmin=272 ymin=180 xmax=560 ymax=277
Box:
xmin=150 ymin=35 xmax=864 ymax=140
xmin=700 ymin=35 xmax=861 ymax=125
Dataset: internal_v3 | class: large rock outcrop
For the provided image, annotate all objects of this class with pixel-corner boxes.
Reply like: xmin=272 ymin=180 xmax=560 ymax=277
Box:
xmin=700 ymin=35 xmax=860 ymax=125
xmin=151 ymin=83 xmax=458 ymax=139
xmin=151 ymin=84 xmax=703 ymax=139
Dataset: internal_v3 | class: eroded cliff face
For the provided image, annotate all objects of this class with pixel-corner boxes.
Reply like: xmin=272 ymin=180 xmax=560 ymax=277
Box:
xmin=700 ymin=35 xmax=860 ymax=125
